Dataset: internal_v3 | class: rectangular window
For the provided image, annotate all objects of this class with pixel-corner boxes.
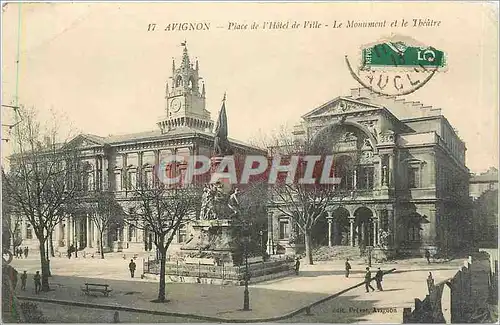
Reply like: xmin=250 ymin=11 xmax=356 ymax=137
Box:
xmin=26 ymin=224 xmax=33 ymax=239
xmin=128 ymin=171 xmax=137 ymax=190
xmin=128 ymin=225 xmax=136 ymax=241
xmin=407 ymin=226 xmax=420 ymax=241
xmin=145 ymin=170 xmax=153 ymax=188
xmin=279 ymin=220 xmax=289 ymax=239
xmin=178 ymin=224 xmax=187 ymax=243
xmin=408 ymin=167 xmax=420 ymax=188
xmin=115 ymin=172 xmax=122 ymax=191
xmin=358 ymin=166 xmax=374 ymax=189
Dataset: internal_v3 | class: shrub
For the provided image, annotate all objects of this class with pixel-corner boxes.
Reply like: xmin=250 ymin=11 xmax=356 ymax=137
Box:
xmin=21 ymin=302 xmax=47 ymax=323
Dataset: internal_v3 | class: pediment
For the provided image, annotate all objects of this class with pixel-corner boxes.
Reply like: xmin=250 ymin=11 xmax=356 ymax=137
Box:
xmin=66 ymin=134 xmax=106 ymax=150
xmin=302 ymin=97 xmax=382 ymax=120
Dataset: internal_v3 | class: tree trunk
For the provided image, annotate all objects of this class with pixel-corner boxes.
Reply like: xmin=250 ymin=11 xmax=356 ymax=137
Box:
xmin=157 ymin=249 xmax=167 ymax=302
xmin=74 ymin=220 xmax=78 ymax=258
xmin=49 ymin=232 xmax=55 ymax=257
xmin=45 ymin=240 xmax=52 ymax=277
xmin=304 ymin=231 xmax=314 ymax=265
xmin=99 ymin=232 xmax=105 ymax=259
xmin=38 ymin=241 xmax=50 ymax=292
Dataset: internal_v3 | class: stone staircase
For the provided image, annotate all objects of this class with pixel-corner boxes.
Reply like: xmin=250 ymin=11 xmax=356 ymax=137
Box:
xmin=312 ymin=245 xmax=363 ymax=261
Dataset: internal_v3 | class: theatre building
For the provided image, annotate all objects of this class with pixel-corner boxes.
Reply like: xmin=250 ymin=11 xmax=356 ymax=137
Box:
xmin=268 ymin=88 xmax=471 ymax=257
xmin=13 ymin=45 xmax=263 ymax=254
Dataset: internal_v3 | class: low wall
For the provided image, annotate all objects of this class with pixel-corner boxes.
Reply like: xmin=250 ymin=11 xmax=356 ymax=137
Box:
xmin=144 ymin=257 xmax=295 ymax=286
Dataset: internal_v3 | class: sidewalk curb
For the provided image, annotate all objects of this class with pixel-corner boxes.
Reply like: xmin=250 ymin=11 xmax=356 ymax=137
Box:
xmin=18 ymin=268 xmax=396 ymax=323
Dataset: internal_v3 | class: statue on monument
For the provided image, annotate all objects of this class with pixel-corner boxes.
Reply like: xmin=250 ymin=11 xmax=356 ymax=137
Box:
xmin=228 ymin=188 xmax=241 ymax=217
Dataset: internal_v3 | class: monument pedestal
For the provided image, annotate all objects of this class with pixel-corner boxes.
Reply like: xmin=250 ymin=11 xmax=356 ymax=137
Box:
xmin=181 ymin=219 xmax=252 ymax=266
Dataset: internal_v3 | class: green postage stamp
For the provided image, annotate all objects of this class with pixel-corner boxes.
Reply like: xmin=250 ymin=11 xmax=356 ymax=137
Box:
xmin=361 ymin=41 xmax=446 ymax=70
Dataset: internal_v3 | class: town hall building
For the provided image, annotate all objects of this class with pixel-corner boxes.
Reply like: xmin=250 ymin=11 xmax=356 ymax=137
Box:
xmin=12 ymin=44 xmax=264 ymax=255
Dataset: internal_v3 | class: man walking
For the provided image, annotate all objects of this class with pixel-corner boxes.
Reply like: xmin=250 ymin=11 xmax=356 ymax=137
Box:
xmin=128 ymin=259 xmax=136 ymax=278
xmin=364 ymin=267 xmax=375 ymax=293
xmin=24 ymin=247 xmax=28 ymax=259
xmin=294 ymin=257 xmax=301 ymax=276
xmin=20 ymin=271 xmax=27 ymax=291
xmin=424 ymin=249 xmax=431 ymax=264
xmin=34 ymin=271 xmax=41 ymax=294
xmin=375 ymin=267 xmax=384 ymax=291
xmin=345 ymin=258 xmax=351 ymax=278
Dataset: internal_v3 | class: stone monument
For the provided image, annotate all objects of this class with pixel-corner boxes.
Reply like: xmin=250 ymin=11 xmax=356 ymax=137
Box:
xmin=180 ymin=94 xmax=260 ymax=266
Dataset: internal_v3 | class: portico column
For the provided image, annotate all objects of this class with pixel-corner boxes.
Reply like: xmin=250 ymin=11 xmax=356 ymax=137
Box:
xmin=388 ymin=208 xmax=395 ymax=246
xmin=361 ymin=222 xmax=365 ymax=246
xmin=68 ymin=216 xmax=73 ymax=246
xmin=388 ymin=153 xmax=394 ymax=187
xmin=377 ymin=209 xmax=383 ymax=246
xmin=267 ymin=211 xmax=275 ymax=255
xmin=154 ymin=150 xmax=160 ymax=187
xmin=86 ymin=215 xmax=91 ymax=248
xmin=373 ymin=219 xmax=378 ymax=246
xmin=349 ymin=219 xmax=355 ymax=247
xmin=327 ymin=212 xmax=333 ymax=247
xmin=93 ymin=219 xmax=99 ymax=250
xmin=21 ymin=218 xmax=27 ymax=240
xmin=54 ymin=223 xmax=60 ymax=248
xmin=353 ymin=169 xmax=357 ymax=189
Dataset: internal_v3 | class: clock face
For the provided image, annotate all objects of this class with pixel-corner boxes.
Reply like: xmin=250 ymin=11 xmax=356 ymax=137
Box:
xmin=171 ymin=98 xmax=182 ymax=112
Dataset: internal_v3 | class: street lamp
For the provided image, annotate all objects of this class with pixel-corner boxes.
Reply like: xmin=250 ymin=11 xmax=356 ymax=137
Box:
xmin=242 ymin=218 xmax=250 ymax=311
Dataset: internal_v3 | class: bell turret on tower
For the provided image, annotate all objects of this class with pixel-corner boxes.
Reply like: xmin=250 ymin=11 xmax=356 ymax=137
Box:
xmin=158 ymin=42 xmax=214 ymax=133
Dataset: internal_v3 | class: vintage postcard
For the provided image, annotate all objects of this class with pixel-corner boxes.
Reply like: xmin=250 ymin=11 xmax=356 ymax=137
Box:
xmin=1 ymin=1 xmax=498 ymax=323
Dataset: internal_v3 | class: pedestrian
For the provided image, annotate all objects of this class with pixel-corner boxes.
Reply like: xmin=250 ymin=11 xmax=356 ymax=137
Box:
xmin=294 ymin=257 xmax=301 ymax=275
xmin=10 ymin=268 xmax=18 ymax=290
xmin=427 ymin=272 xmax=435 ymax=292
xmin=375 ymin=267 xmax=384 ymax=291
xmin=33 ymin=271 xmax=41 ymax=294
xmin=425 ymin=249 xmax=431 ymax=264
xmin=364 ymin=267 xmax=375 ymax=293
xmin=345 ymin=258 xmax=351 ymax=278
xmin=24 ymin=246 xmax=28 ymax=259
xmin=129 ymin=259 xmax=136 ymax=278
xmin=20 ymin=271 xmax=27 ymax=291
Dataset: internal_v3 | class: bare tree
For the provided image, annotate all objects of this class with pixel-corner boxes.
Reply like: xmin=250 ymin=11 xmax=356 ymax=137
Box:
xmin=85 ymin=191 xmax=125 ymax=259
xmin=127 ymin=181 xmax=201 ymax=302
xmin=253 ymin=125 xmax=347 ymax=265
xmin=2 ymin=106 xmax=80 ymax=291
xmin=2 ymin=177 xmax=22 ymax=252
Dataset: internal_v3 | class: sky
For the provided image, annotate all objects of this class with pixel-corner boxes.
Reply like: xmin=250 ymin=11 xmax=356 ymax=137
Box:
xmin=1 ymin=2 xmax=498 ymax=173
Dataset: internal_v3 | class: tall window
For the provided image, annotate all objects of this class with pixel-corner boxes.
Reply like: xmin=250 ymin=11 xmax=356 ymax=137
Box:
xmin=279 ymin=220 xmax=290 ymax=239
xmin=408 ymin=167 xmax=420 ymax=188
xmin=358 ymin=166 xmax=374 ymax=189
xmin=407 ymin=225 xmax=420 ymax=241
xmin=115 ymin=172 xmax=122 ymax=191
xmin=26 ymin=224 xmax=33 ymax=239
xmin=87 ymin=172 xmax=94 ymax=191
xmin=178 ymin=224 xmax=187 ymax=243
xmin=128 ymin=225 xmax=136 ymax=241
xmin=145 ymin=170 xmax=153 ymax=188
xmin=128 ymin=171 xmax=137 ymax=190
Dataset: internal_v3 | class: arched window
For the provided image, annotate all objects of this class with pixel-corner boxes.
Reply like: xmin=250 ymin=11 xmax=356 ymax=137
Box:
xmin=175 ymin=76 xmax=183 ymax=87
xmin=334 ymin=155 xmax=354 ymax=190
xmin=188 ymin=78 xmax=194 ymax=89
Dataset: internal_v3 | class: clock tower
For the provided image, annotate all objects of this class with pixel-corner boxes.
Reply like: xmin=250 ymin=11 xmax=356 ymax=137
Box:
xmin=158 ymin=43 xmax=214 ymax=133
